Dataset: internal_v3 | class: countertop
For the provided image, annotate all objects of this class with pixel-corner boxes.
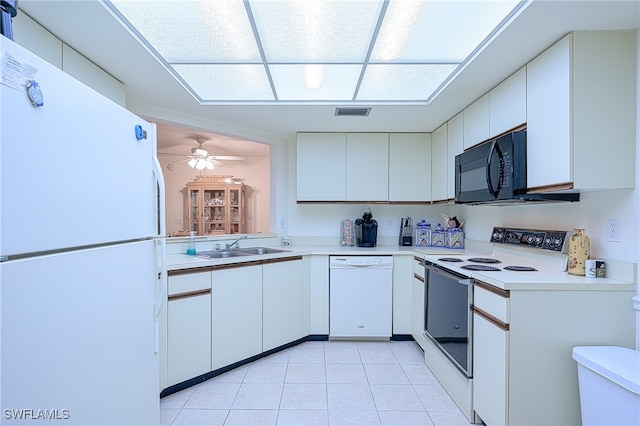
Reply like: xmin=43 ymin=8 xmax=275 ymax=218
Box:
xmin=166 ymin=244 xmax=636 ymax=291
xmin=166 ymin=244 xmax=458 ymax=271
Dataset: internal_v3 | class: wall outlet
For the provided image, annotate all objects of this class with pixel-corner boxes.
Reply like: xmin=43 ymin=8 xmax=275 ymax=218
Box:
xmin=279 ymin=217 xmax=287 ymax=230
xmin=607 ymin=219 xmax=621 ymax=242
xmin=386 ymin=219 xmax=393 ymax=229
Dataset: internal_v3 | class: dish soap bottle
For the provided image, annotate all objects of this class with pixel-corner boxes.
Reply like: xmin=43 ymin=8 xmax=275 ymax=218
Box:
xmin=568 ymin=229 xmax=590 ymax=275
xmin=186 ymin=230 xmax=197 ymax=255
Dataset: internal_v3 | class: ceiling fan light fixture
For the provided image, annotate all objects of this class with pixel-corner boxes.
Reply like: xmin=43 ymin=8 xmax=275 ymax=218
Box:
xmin=188 ymin=158 xmax=198 ymax=168
xmin=192 ymin=147 xmax=209 ymax=157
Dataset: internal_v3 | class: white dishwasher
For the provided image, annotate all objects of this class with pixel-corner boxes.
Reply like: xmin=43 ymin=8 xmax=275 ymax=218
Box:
xmin=329 ymin=256 xmax=393 ymax=338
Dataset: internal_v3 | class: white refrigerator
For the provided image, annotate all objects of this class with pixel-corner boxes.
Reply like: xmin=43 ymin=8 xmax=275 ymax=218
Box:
xmin=0 ymin=37 xmax=166 ymax=425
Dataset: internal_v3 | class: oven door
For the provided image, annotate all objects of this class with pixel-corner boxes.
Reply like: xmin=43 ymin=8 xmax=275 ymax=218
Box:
xmin=424 ymin=263 xmax=473 ymax=377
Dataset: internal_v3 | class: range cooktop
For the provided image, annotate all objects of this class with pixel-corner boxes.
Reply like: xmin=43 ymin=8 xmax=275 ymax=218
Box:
xmin=427 ymin=227 xmax=569 ymax=274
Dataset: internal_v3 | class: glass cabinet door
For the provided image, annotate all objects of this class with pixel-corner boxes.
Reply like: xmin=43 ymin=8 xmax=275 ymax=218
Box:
xmin=204 ymin=189 xmax=226 ymax=234
xmin=228 ymin=188 xmax=243 ymax=234
xmin=189 ymin=188 xmax=200 ymax=234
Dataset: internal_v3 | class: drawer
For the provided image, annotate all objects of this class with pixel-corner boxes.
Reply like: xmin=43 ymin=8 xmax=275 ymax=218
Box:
xmin=412 ymin=256 xmax=425 ymax=278
xmin=474 ymin=281 xmax=509 ymax=324
xmin=168 ymin=268 xmax=212 ymax=295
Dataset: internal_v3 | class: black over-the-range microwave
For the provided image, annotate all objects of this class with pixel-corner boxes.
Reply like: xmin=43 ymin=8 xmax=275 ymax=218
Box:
xmin=454 ymin=130 xmax=579 ymax=205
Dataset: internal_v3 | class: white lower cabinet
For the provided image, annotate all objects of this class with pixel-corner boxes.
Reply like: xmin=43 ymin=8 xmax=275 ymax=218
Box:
xmin=168 ymin=292 xmax=212 ymax=386
xmin=392 ymin=255 xmax=412 ymax=335
xmin=166 ymin=269 xmax=212 ymax=388
xmin=211 ymin=264 xmax=263 ymax=370
xmin=472 ymin=280 xmax=636 ymax=425
xmin=410 ymin=256 xmax=427 ymax=350
xmin=263 ymin=258 xmax=304 ymax=351
xmin=307 ymin=255 xmax=329 ymax=335
xmin=473 ymin=302 xmax=508 ymax=426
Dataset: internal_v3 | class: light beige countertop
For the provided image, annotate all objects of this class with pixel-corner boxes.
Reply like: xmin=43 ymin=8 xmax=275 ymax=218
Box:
xmin=164 ymin=237 xmax=636 ymax=291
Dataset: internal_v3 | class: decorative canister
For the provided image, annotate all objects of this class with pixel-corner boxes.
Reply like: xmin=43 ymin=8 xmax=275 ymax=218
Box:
xmin=431 ymin=223 xmax=445 ymax=247
xmin=568 ymin=229 xmax=590 ymax=275
xmin=445 ymin=228 xmax=465 ymax=249
xmin=415 ymin=220 xmax=431 ymax=247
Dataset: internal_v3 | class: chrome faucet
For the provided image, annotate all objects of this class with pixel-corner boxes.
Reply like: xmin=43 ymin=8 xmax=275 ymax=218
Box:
xmin=225 ymin=235 xmax=247 ymax=250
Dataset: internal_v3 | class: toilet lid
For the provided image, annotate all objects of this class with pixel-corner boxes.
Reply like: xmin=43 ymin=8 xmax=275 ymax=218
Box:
xmin=572 ymin=346 xmax=640 ymax=395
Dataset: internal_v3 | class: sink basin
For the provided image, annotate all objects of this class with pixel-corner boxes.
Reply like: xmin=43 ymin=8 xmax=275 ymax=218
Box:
xmin=234 ymin=247 xmax=290 ymax=255
xmin=197 ymin=250 xmax=249 ymax=259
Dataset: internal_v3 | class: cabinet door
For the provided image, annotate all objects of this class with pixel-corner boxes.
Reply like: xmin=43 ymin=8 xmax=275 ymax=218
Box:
xmin=473 ymin=313 xmax=509 ymax=426
xmin=297 ymin=133 xmax=347 ymax=201
xmin=308 ymin=255 xmax=329 ymax=334
xmin=204 ymin=188 xmax=227 ymax=235
xmin=411 ymin=258 xmax=427 ymax=350
xmin=463 ymin=93 xmax=490 ymax=149
xmin=447 ymin=112 xmax=464 ymax=199
xmin=228 ymin=187 xmax=243 ymax=234
xmin=346 ymin=133 xmax=389 ymax=201
xmin=490 ymin=67 xmax=526 ymax=136
xmin=389 ymin=133 xmax=431 ymax=202
xmin=526 ymin=35 xmax=572 ymax=189
xmin=263 ymin=259 xmax=303 ymax=351
xmin=392 ymin=255 xmax=412 ymax=334
xmin=187 ymin=187 xmax=202 ymax=235
xmin=167 ymin=293 xmax=212 ymax=386
xmin=430 ymin=125 xmax=448 ymax=202
xmin=212 ymin=265 xmax=263 ymax=370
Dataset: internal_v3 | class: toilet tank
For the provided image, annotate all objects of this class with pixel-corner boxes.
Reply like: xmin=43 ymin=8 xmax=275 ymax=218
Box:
xmin=572 ymin=346 xmax=640 ymax=426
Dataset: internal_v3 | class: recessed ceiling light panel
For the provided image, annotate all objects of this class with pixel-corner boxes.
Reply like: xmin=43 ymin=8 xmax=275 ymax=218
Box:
xmin=106 ymin=0 xmax=526 ymax=103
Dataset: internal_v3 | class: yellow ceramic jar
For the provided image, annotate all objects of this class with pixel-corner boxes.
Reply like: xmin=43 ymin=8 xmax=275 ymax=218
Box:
xmin=568 ymin=229 xmax=590 ymax=275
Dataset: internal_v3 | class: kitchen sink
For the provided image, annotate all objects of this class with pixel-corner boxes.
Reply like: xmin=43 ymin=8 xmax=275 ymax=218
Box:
xmin=234 ymin=247 xmax=290 ymax=255
xmin=197 ymin=250 xmax=249 ymax=259
xmin=196 ymin=247 xmax=290 ymax=259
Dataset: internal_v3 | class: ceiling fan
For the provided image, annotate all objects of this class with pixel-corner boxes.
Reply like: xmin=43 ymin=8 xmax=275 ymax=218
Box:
xmin=163 ymin=137 xmax=245 ymax=171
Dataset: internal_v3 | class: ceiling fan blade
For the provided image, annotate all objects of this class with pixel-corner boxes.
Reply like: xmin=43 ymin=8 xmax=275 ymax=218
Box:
xmin=209 ymin=155 xmax=245 ymax=161
xmin=168 ymin=157 xmax=192 ymax=164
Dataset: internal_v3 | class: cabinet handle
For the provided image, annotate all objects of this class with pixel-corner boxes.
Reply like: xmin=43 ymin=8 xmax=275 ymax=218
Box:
xmin=413 ymin=273 xmax=425 ymax=283
xmin=168 ymin=288 xmax=211 ymax=301
xmin=474 ymin=279 xmax=510 ymax=298
xmin=473 ymin=306 xmax=509 ymax=331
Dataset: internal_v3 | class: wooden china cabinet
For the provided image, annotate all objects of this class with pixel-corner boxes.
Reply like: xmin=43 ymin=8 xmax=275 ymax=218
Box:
xmin=186 ymin=176 xmax=246 ymax=235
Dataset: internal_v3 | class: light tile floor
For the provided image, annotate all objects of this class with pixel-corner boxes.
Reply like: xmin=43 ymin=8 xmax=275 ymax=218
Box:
xmin=160 ymin=340 xmax=473 ymax=426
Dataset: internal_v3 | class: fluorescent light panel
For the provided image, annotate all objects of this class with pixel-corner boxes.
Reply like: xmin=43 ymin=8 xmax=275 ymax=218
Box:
xmin=108 ymin=0 xmax=523 ymax=103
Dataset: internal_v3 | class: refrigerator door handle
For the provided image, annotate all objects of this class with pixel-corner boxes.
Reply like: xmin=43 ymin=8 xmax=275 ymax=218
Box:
xmin=152 ymin=154 xmax=167 ymax=354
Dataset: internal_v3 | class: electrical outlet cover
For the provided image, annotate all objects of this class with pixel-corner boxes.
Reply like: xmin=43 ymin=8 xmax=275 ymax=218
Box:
xmin=607 ymin=219 xmax=621 ymax=242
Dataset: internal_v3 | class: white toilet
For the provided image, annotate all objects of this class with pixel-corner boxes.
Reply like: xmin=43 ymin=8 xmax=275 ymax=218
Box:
xmin=572 ymin=346 xmax=640 ymax=425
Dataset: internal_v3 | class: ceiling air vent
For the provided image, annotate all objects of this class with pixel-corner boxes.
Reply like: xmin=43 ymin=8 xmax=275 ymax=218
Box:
xmin=335 ymin=107 xmax=372 ymax=117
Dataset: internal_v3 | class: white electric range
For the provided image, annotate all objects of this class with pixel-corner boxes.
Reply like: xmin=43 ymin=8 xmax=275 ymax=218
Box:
xmin=424 ymin=227 xmax=570 ymax=280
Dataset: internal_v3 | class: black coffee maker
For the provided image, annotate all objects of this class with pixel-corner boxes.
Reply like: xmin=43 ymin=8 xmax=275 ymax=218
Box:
xmin=355 ymin=206 xmax=378 ymax=247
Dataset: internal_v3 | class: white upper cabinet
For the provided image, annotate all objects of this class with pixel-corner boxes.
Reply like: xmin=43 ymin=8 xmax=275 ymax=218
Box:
xmin=526 ymin=31 xmax=636 ymax=191
xmin=526 ymin=35 xmax=572 ymax=189
xmin=431 ymin=124 xmax=448 ymax=202
xmin=447 ymin=112 xmax=464 ymax=199
xmin=297 ymin=133 xmax=347 ymax=201
xmin=463 ymin=93 xmax=490 ymax=149
xmin=389 ymin=133 xmax=431 ymax=202
xmin=297 ymin=132 xmax=431 ymax=202
xmin=490 ymin=67 xmax=526 ymax=136
xmin=346 ymin=133 xmax=389 ymax=201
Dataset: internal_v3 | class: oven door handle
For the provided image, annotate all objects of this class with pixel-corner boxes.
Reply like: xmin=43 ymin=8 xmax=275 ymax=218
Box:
xmin=426 ymin=264 xmax=470 ymax=283
xmin=459 ymin=278 xmax=473 ymax=287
